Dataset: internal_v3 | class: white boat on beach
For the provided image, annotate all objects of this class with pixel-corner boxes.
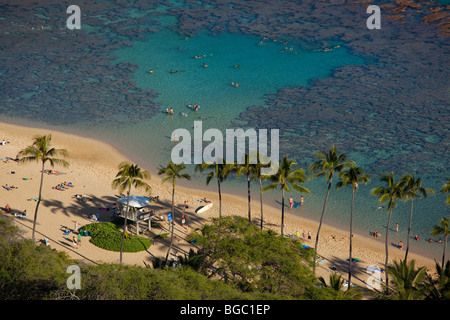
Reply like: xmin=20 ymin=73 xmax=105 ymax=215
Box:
xmin=195 ymin=202 xmax=213 ymax=213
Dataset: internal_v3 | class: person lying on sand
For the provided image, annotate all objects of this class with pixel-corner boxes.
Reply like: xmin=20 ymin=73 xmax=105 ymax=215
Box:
xmin=3 ymin=184 xmax=17 ymax=190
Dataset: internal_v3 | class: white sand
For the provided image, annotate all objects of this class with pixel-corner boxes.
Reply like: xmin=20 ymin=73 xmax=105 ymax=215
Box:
xmin=0 ymin=121 xmax=439 ymax=290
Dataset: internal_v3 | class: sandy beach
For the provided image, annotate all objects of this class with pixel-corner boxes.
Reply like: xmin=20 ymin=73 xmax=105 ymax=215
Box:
xmin=0 ymin=121 xmax=439 ymax=290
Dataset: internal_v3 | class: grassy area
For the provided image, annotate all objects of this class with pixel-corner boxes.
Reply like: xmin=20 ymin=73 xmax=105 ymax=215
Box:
xmin=80 ymin=221 xmax=151 ymax=252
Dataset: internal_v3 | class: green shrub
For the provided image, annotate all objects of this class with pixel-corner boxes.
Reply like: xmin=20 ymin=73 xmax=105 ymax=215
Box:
xmin=80 ymin=222 xmax=151 ymax=252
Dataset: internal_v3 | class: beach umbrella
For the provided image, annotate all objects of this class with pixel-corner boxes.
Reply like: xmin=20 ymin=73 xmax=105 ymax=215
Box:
xmin=117 ymin=195 xmax=149 ymax=208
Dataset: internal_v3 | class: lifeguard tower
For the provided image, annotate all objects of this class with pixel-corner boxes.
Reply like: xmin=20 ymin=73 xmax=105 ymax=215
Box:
xmin=116 ymin=195 xmax=161 ymax=235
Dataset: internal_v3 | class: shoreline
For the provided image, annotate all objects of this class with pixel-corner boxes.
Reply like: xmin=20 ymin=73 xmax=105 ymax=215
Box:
xmin=0 ymin=120 xmax=441 ymax=288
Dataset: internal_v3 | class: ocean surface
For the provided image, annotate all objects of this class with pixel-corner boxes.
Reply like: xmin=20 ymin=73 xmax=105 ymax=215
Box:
xmin=1 ymin=0 xmax=449 ymax=262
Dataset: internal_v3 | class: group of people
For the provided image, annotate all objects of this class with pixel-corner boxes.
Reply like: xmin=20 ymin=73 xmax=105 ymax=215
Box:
xmin=14 ymin=209 xmax=27 ymax=218
xmin=167 ymin=104 xmax=202 ymax=115
xmin=75 ymin=194 xmax=91 ymax=202
xmin=372 ymin=229 xmax=381 ymax=238
xmin=288 ymin=196 xmax=304 ymax=208
xmin=52 ymin=181 xmax=74 ymax=191
xmin=2 ymin=184 xmax=18 ymax=191
xmin=2 ymin=203 xmax=27 ymax=218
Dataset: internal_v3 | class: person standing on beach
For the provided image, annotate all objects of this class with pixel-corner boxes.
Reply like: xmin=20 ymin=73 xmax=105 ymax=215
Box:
xmin=289 ymin=197 xmax=293 ymax=208
xmin=300 ymin=196 xmax=304 ymax=206
xmin=396 ymin=222 xmax=399 ymax=233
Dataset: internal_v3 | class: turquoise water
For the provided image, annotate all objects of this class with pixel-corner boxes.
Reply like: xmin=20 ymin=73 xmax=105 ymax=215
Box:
xmin=104 ymin=28 xmax=365 ymax=171
xmin=112 ymin=29 xmax=362 ymax=128
xmin=104 ymin=26 xmax=446 ymax=261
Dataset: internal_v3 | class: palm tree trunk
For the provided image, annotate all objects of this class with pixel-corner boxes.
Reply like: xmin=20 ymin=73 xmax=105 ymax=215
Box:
xmin=314 ymin=181 xmax=332 ymax=275
xmin=348 ymin=188 xmax=354 ymax=290
xmin=247 ymin=175 xmax=251 ymax=223
xmin=120 ymin=188 xmax=131 ymax=264
xmin=385 ymin=207 xmax=392 ymax=293
xmin=405 ymin=198 xmax=414 ymax=263
xmin=217 ymin=177 xmax=222 ymax=219
xmin=442 ymin=234 xmax=448 ymax=269
xmin=259 ymin=178 xmax=264 ymax=230
xmin=32 ymin=162 xmax=45 ymax=241
xmin=164 ymin=182 xmax=176 ymax=267
xmin=281 ymin=188 xmax=285 ymax=236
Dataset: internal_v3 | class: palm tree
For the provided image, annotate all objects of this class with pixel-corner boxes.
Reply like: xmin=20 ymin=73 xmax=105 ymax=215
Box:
xmin=195 ymin=160 xmax=234 ymax=220
xmin=158 ymin=161 xmax=191 ymax=267
xmin=371 ymin=171 xmax=404 ymax=292
xmin=423 ymin=260 xmax=450 ymax=300
xmin=431 ymin=217 xmax=449 ymax=270
xmin=18 ymin=134 xmax=69 ymax=241
xmin=400 ymin=174 xmax=435 ymax=262
xmin=388 ymin=259 xmax=427 ymax=300
xmin=262 ymin=156 xmax=310 ymax=236
xmin=236 ymin=153 xmax=256 ymax=223
xmin=308 ymin=145 xmax=354 ymax=274
xmin=318 ymin=273 xmax=363 ymax=300
xmin=336 ymin=165 xmax=370 ymax=289
xmin=111 ymin=161 xmax=151 ymax=264
xmin=441 ymin=177 xmax=450 ymax=205
xmin=253 ymin=153 xmax=271 ymax=230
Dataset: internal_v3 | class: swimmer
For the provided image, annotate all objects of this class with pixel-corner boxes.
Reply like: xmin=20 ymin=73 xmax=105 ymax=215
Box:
xmin=149 ymin=69 xmax=153 ymax=74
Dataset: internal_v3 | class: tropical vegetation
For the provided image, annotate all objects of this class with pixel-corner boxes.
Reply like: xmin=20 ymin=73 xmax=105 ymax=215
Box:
xmin=111 ymin=161 xmax=151 ymax=264
xmin=80 ymin=221 xmax=151 ymax=252
xmin=261 ymin=155 xmax=309 ymax=236
xmin=18 ymin=134 xmax=69 ymax=240
xmin=370 ymin=171 xmax=404 ymax=292
xmin=158 ymin=161 xmax=191 ymax=266
xmin=308 ymin=145 xmax=354 ymax=275
xmin=336 ymin=164 xmax=370 ymax=289
xmin=4 ymin=137 xmax=450 ymax=301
